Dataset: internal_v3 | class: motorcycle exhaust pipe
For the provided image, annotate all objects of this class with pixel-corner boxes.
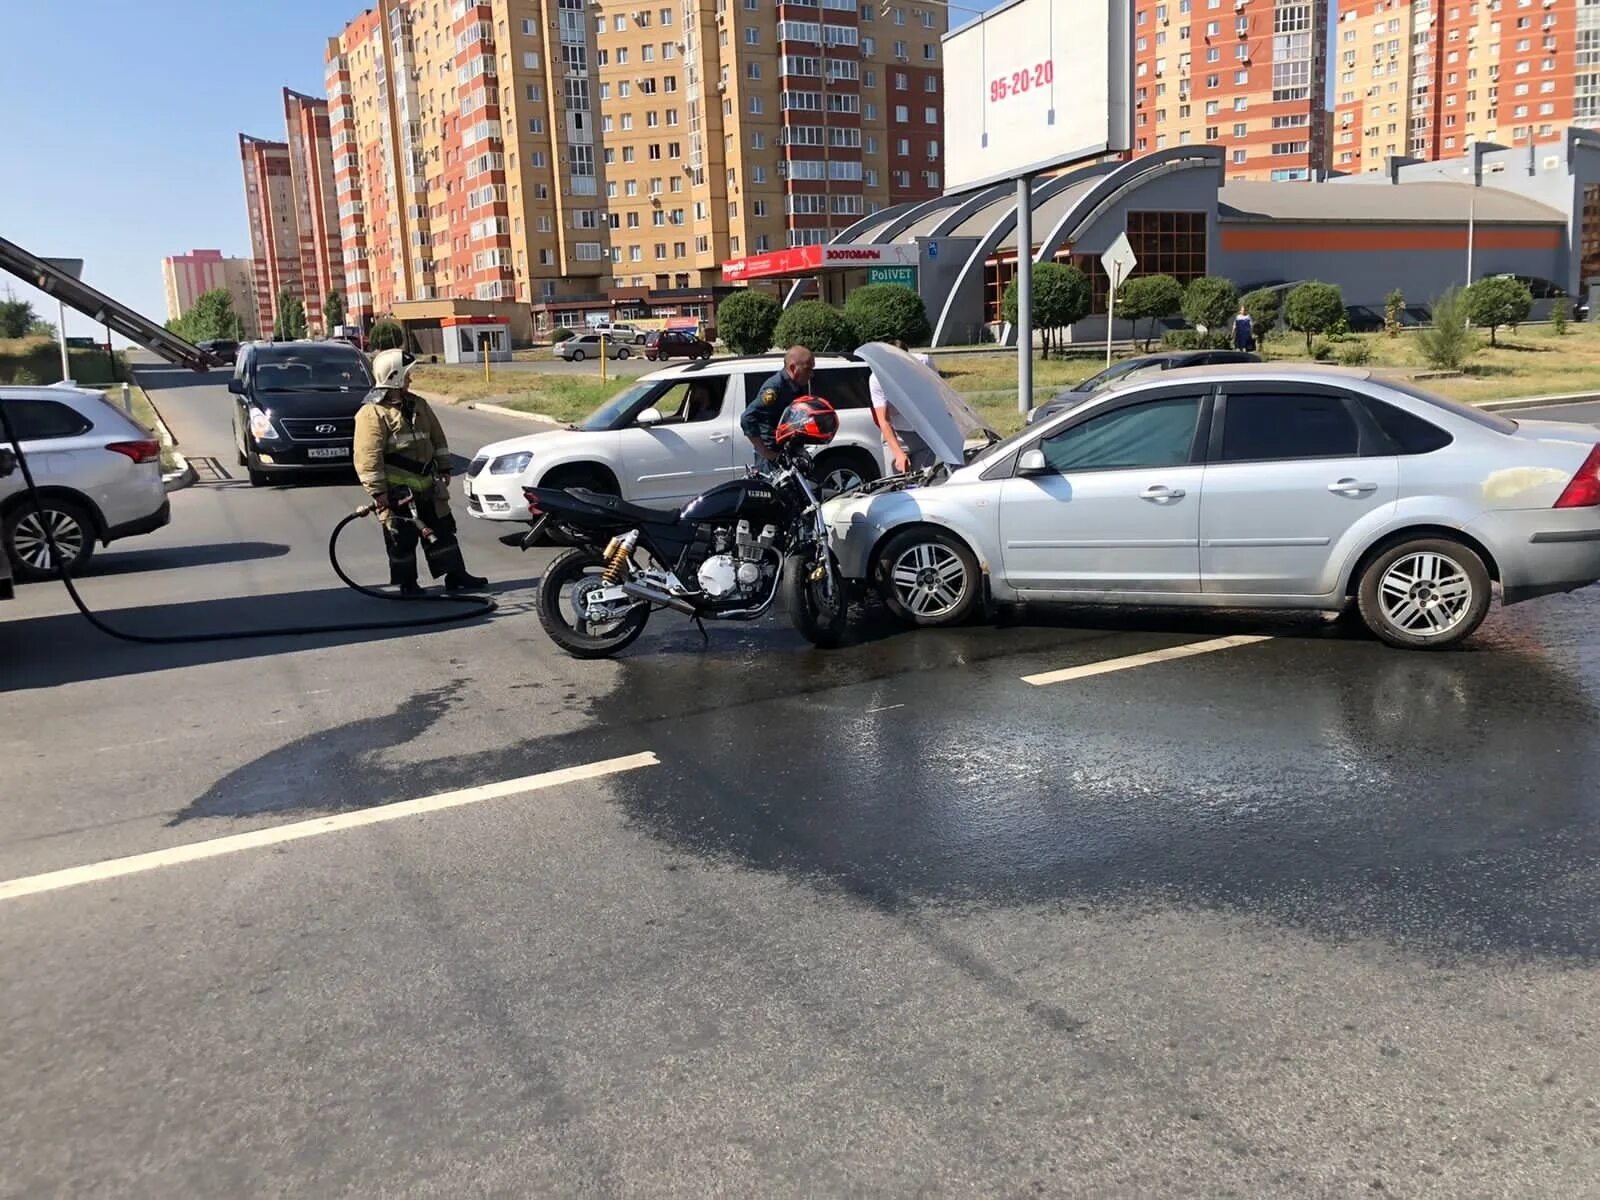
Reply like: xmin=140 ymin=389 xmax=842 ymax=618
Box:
xmin=621 ymin=580 xmax=697 ymax=616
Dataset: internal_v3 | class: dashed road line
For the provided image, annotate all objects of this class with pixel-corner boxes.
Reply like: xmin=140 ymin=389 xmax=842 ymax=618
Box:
xmin=0 ymin=752 xmax=659 ymax=903
xmin=1021 ymin=635 xmax=1272 ymax=687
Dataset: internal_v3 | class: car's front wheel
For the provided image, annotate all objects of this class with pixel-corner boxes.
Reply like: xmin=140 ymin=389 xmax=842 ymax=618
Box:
xmin=4 ymin=496 xmax=96 ymax=581
xmin=616 ymin=346 xmax=631 ymax=360
xmin=873 ymin=526 xmax=981 ymax=627
xmin=1356 ymin=536 xmax=1491 ymax=650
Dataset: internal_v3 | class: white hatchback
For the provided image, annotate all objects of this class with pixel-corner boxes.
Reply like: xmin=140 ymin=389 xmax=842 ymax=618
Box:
xmin=0 ymin=385 xmax=170 ymax=580
xmin=463 ymin=354 xmax=891 ymax=522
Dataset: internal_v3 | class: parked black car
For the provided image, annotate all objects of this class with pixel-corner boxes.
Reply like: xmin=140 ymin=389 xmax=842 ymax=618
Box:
xmin=229 ymin=341 xmax=374 ymax=487
xmin=644 ymin=330 xmax=714 ymax=361
xmin=1026 ymin=350 xmax=1261 ymax=424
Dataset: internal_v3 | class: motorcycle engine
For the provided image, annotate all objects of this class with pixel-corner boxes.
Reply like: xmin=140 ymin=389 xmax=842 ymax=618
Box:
xmin=696 ymin=520 xmax=779 ymax=600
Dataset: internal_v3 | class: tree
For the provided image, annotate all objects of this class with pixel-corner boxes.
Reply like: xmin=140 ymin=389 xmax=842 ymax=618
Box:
xmin=273 ymin=290 xmax=308 ymax=341
xmin=843 ymin=283 xmax=932 ymax=347
xmin=1285 ymin=281 xmax=1346 ymax=353
xmin=1180 ymin=276 xmax=1239 ymax=334
xmin=26 ymin=319 xmax=57 ymax=340
xmin=325 ymin=290 xmax=347 ymax=330
xmin=179 ymin=289 xmax=244 ymax=342
xmin=717 ymin=289 xmax=782 ymax=354
xmin=1002 ymin=261 xmax=1091 ymax=359
xmin=1240 ymin=287 xmax=1281 ymax=345
xmin=1463 ymin=275 xmax=1533 ymax=346
xmin=0 ymin=297 xmax=37 ymax=339
xmin=368 ymin=319 xmax=406 ymax=351
xmin=773 ymin=299 xmax=857 ymax=354
xmin=1414 ymin=287 xmax=1479 ymax=371
xmin=1116 ymin=274 xmax=1183 ymax=351
xmin=1384 ymin=288 xmax=1405 ymax=338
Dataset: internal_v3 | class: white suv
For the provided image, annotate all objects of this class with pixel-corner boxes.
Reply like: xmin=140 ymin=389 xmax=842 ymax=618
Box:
xmin=463 ymin=354 xmax=889 ymax=522
xmin=0 ymin=385 xmax=170 ymax=580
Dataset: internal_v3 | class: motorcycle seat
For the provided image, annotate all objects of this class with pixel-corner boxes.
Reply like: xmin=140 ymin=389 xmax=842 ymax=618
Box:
xmin=566 ymin=488 xmax=681 ymax=526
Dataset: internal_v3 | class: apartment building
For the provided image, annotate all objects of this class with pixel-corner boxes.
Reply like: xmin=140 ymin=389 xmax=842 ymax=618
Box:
xmin=1331 ymin=0 xmax=1584 ymax=174
xmin=1131 ymin=0 xmax=1329 ymax=182
xmin=283 ymin=89 xmax=348 ymax=333
xmin=161 ymin=249 xmax=261 ymax=338
xmin=238 ymin=135 xmax=303 ymax=333
xmin=324 ymin=0 xmax=945 ymax=320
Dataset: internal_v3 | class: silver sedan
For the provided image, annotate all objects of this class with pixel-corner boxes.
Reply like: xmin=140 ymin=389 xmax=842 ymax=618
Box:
xmin=825 ymin=364 xmax=1600 ymax=649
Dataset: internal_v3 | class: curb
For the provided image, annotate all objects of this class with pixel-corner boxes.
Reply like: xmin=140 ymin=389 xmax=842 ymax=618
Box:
xmin=1478 ymin=391 xmax=1600 ymax=412
xmin=465 ymin=400 xmax=561 ymax=427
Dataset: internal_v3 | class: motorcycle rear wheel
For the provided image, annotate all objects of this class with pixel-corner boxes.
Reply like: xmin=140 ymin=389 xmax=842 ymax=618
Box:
xmin=537 ymin=548 xmax=651 ymax=658
xmin=783 ymin=550 xmax=848 ymax=649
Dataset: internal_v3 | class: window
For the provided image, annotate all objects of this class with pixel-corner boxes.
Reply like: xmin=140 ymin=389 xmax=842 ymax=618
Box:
xmin=1037 ymin=396 xmax=1203 ymax=473
xmin=1360 ymin=397 xmax=1454 ymax=454
xmin=895 ymin=104 xmax=909 ymax=121
xmin=0 ymin=399 xmax=91 ymax=440
xmin=1219 ymin=392 xmax=1360 ymax=461
xmin=924 ymin=106 xmax=937 ymax=123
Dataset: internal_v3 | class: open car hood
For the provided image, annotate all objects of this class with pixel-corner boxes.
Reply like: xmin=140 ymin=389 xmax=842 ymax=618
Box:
xmin=852 ymin=343 xmax=998 ymax=467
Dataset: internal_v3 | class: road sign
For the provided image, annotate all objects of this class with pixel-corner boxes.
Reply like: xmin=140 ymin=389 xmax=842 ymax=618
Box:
xmin=1100 ymin=233 xmax=1136 ymax=288
xmin=927 ymin=241 xmax=939 ymax=260
xmin=868 ymin=266 xmax=917 ymax=287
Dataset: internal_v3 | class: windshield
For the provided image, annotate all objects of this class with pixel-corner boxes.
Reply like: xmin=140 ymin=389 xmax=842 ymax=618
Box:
xmin=254 ymin=348 xmax=372 ymax=391
xmin=1071 ymin=358 xmax=1162 ymax=392
xmin=577 ymin=380 xmax=659 ymax=431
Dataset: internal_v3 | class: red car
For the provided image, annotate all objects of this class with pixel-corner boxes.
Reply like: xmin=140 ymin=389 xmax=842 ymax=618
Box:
xmin=644 ymin=330 xmax=714 ymax=361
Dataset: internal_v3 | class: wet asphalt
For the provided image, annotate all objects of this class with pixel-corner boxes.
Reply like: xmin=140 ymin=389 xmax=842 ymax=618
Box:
xmin=2 ymin=366 xmax=1600 ymax=1194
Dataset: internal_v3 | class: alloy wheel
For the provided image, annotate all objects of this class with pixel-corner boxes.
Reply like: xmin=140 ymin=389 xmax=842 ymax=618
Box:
xmin=12 ymin=508 xmax=86 ymax=571
xmin=889 ymin=541 xmax=968 ymax=619
xmin=1378 ymin=551 xmax=1474 ymax=636
xmin=819 ymin=465 xmax=864 ymax=499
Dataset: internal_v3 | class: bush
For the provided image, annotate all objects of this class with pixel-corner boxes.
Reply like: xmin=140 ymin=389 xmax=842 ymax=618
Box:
xmin=368 ymin=319 xmax=405 ymax=351
xmin=11 ymin=366 xmax=38 ymax=385
xmin=1116 ymin=274 xmax=1184 ymax=351
xmin=1414 ymin=287 xmax=1479 ymax=371
xmin=773 ymin=299 xmax=857 ymax=354
xmin=1464 ymin=275 xmax=1533 ymax=346
xmin=1553 ymin=305 xmax=1569 ymax=336
xmin=551 ymin=326 xmax=576 ymax=343
xmin=1181 ymin=276 xmax=1239 ymax=333
xmin=1002 ymin=261 xmax=1092 ymax=359
xmin=1285 ymin=282 xmax=1346 ymax=352
xmin=1338 ymin=340 xmax=1372 ymax=366
xmin=843 ymin=284 xmax=931 ymax=347
xmin=1161 ymin=329 xmax=1233 ymax=351
xmin=1384 ymin=288 xmax=1405 ymax=338
xmin=1240 ymin=287 xmax=1281 ymax=344
xmin=717 ymin=290 xmax=783 ymax=354
xmin=1309 ymin=338 xmax=1335 ymax=362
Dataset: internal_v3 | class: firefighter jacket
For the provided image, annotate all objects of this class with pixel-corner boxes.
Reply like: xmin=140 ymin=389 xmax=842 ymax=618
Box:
xmin=354 ymin=388 xmax=453 ymax=505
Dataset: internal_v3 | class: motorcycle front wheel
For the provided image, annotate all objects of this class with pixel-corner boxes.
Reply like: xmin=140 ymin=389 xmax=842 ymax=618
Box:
xmin=783 ymin=550 xmax=848 ymax=649
xmin=537 ymin=547 xmax=651 ymax=658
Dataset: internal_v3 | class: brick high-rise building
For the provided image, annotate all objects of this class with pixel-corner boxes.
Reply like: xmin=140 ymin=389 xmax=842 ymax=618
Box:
xmin=324 ymin=0 xmax=946 ymax=317
xmin=1132 ymin=0 xmax=1329 ymax=182
xmin=1331 ymin=0 xmax=1585 ymax=175
xmin=238 ymin=134 xmax=302 ymax=333
xmin=283 ymin=89 xmax=348 ymax=332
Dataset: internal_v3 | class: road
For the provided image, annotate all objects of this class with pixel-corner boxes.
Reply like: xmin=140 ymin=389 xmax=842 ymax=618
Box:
xmin=3 ymin=368 xmax=1600 ymax=1195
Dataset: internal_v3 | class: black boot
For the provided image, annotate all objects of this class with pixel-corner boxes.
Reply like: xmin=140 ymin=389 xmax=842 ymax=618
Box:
xmin=444 ymin=570 xmax=489 ymax=593
xmin=397 ymin=579 xmax=425 ymax=597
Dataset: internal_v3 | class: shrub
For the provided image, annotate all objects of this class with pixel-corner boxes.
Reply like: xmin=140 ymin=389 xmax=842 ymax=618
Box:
xmin=1552 ymin=305 xmax=1569 ymax=336
xmin=843 ymin=284 xmax=931 ymax=347
xmin=1161 ymin=329 xmax=1233 ymax=351
xmin=11 ymin=366 xmax=38 ymax=385
xmin=1464 ymin=275 xmax=1533 ymax=346
xmin=717 ymin=290 xmax=783 ymax=354
xmin=1414 ymin=287 xmax=1479 ymax=371
xmin=1285 ymin=282 xmax=1346 ymax=353
xmin=773 ymin=299 xmax=857 ymax=354
xmin=1115 ymin=274 xmax=1184 ymax=351
xmin=1240 ymin=288 xmax=1281 ymax=345
xmin=1003 ymin=261 xmax=1092 ymax=359
xmin=1384 ymin=288 xmax=1405 ymax=338
xmin=1338 ymin=340 xmax=1372 ymax=366
xmin=368 ymin=319 xmax=405 ymax=351
xmin=551 ymin=326 xmax=576 ymax=343
xmin=1308 ymin=338 xmax=1334 ymax=362
xmin=1181 ymin=276 xmax=1240 ymax=333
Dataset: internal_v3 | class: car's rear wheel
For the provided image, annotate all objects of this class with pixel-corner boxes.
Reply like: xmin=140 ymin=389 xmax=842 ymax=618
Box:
xmin=1356 ymin=536 xmax=1491 ymax=650
xmin=873 ymin=527 xmax=981 ymax=628
xmin=4 ymin=497 xmax=95 ymax=581
xmin=616 ymin=346 xmax=631 ymax=360
xmin=571 ymin=349 xmax=587 ymax=362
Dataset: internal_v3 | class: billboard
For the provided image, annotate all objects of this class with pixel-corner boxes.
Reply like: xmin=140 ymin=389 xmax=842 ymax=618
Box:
xmin=942 ymin=0 xmax=1132 ymax=194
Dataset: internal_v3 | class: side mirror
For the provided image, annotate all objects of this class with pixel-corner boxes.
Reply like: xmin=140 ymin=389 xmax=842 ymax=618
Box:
xmin=227 ymin=378 xmax=245 ymax=395
xmin=1017 ymin=448 xmax=1050 ymax=476
xmin=635 ymin=407 xmax=663 ymax=427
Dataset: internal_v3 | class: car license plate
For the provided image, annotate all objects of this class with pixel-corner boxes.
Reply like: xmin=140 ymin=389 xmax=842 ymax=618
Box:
xmin=308 ymin=447 xmax=349 ymax=459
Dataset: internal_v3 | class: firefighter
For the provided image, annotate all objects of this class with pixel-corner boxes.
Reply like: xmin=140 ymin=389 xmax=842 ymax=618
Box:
xmin=354 ymin=349 xmax=488 ymax=595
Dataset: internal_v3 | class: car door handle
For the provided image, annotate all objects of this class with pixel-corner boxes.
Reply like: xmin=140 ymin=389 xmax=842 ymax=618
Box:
xmin=1328 ymin=478 xmax=1378 ymax=496
xmin=709 ymin=433 xmax=730 ymax=443
xmin=1141 ymin=485 xmax=1186 ymax=501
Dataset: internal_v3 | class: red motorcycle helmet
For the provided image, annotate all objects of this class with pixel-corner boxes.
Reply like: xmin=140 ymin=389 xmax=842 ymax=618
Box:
xmin=774 ymin=396 xmax=840 ymax=447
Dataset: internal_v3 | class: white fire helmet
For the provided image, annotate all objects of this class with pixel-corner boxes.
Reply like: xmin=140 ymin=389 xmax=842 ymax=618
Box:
xmin=372 ymin=348 xmax=413 ymax=390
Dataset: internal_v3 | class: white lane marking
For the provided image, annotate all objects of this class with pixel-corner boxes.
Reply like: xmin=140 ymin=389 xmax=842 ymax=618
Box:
xmin=866 ymin=704 xmax=906 ymax=714
xmin=1021 ymin=635 xmax=1272 ymax=687
xmin=0 ymin=752 xmax=659 ymax=904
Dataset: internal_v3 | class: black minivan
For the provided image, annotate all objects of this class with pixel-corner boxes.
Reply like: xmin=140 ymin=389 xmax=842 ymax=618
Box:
xmin=229 ymin=341 xmax=374 ymax=487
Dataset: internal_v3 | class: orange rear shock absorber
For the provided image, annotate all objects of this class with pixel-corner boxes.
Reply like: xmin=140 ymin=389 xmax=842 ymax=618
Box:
xmin=601 ymin=530 xmax=639 ymax=583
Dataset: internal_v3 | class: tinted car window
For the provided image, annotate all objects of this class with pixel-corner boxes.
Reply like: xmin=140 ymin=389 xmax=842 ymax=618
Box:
xmin=1 ymin=399 xmax=92 ymax=440
xmin=253 ymin=346 xmax=372 ymax=390
xmin=1038 ymin=395 xmax=1203 ymax=472
xmin=810 ymin=367 xmax=870 ymax=410
xmin=1360 ymin=396 xmax=1453 ymax=454
xmin=1220 ymin=392 xmax=1359 ymax=461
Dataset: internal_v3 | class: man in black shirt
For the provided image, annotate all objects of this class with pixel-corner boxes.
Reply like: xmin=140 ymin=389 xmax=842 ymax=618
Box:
xmin=741 ymin=345 xmax=815 ymax=462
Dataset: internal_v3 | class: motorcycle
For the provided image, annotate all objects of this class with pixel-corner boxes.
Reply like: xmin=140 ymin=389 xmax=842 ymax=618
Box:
xmin=522 ymin=397 xmax=850 ymax=658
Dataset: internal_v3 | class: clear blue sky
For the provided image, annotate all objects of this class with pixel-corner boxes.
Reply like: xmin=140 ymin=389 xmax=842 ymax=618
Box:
xmin=0 ymin=0 xmax=1334 ymax=340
